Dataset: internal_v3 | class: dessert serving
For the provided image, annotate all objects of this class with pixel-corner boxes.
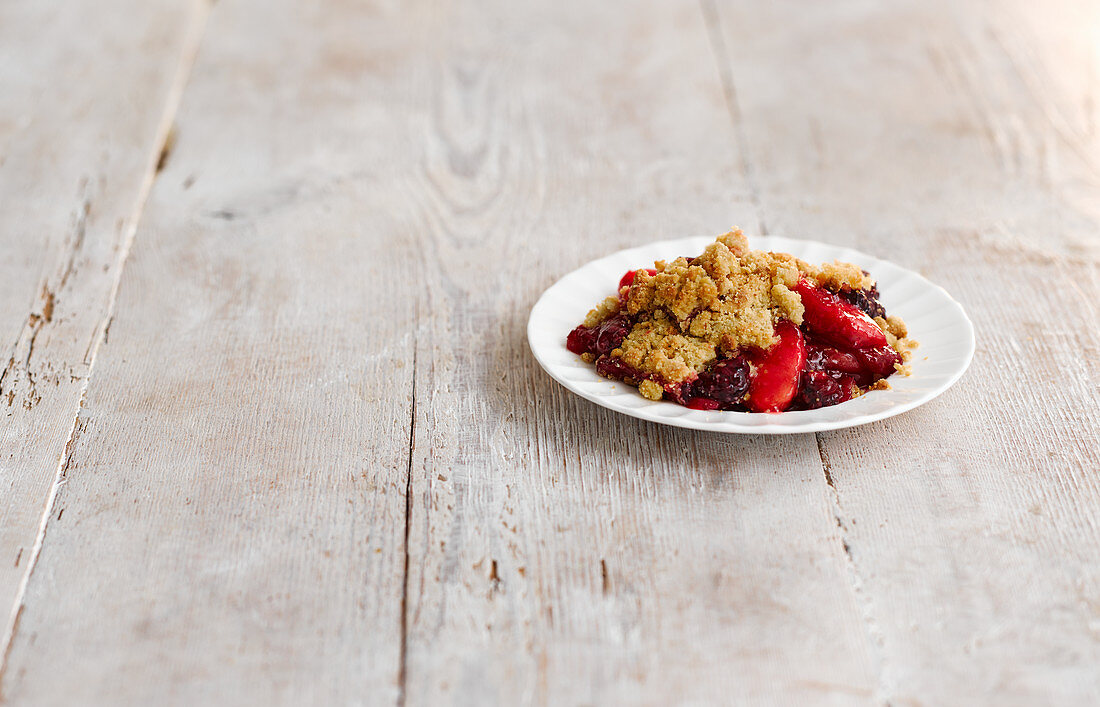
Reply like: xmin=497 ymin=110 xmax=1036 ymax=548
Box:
xmin=565 ymin=229 xmax=918 ymax=413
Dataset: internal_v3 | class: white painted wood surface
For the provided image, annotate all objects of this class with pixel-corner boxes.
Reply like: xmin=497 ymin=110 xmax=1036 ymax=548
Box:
xmin=0 ymin=0 xmax=201 ymax=662
xmin=0 ymin=0 xmax=1097 ymax=705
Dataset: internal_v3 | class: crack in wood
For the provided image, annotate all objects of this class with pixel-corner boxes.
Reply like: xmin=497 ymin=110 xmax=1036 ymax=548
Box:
xmin=397 ymin=346 xmax=417 ymax=707
xmin=488 ymin=559 xmax=502 ymax=596
xmin=0 ymin=188 xmax=92 ymax=410
xmin=155 ymin=126 xmax=176 ymax=174
xmin=0 ymin=358 xmax=14 ymax=405
xmin=816 ymin=433 xmax=891 ymax=706
xmin=0 ymin=408 xmax=89 ymax=694
xmin=58 ymin=193 xmax=90 ymax=291
xmin=818 ymin=435 xmax=837 ymax=491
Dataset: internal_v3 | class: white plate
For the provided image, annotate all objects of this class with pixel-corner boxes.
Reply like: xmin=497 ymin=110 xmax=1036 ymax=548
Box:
xmin=527 ymin=235 xmax=974 ymax=434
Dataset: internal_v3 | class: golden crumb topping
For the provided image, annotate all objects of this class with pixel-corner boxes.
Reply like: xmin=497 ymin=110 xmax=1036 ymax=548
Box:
xmin=874 ymin=315 xmax=918 ymax=361
xmin=637 ymin=379 xmax=664 ymax=401
xmin=616 ymin=310 xmax=717 ymax=385
xmin=810 ymin=260 xmax=874 ymax=291
xmin=624 ymin=230 xmax=807 ymax=353
xmin=577 ymin=229 xmax=914 ymax=396
xmin=581 ymin=296 xmax=621 ymax=328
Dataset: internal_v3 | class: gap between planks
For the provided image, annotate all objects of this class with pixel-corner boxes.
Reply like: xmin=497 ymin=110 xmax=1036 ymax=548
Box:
xmin=816 ymin=435 xmax=892 ymax=706
xmin=0 ymin=0 xmax=214 ymax=686
xmin=398 ymin=344 xmax=417 ymax=707
xmin=698 ymin=0 xmax=892 ymax=703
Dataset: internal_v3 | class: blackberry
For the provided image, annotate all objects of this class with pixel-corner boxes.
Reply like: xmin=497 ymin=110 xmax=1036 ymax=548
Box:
xmin=690 ymin=355 xmax=750 ymax=405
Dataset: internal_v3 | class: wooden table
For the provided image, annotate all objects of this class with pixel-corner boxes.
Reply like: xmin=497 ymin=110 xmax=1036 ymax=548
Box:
xmin=1 ymin=0 xmax=1098 ymax=704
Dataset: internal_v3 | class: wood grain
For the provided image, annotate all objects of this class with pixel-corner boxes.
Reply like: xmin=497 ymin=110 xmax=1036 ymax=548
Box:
xmin=402 ymin=1 xmax=884 ymax=704
xmin=0 ymin=0 xmax=1096 ymax=704
xmin=0 ymin=1 xmax=427 ymax=704
xmin=709 ymin=0 xmax=1100 ymax=703
xmin=0 ymin=0 xmax=201 ymax=662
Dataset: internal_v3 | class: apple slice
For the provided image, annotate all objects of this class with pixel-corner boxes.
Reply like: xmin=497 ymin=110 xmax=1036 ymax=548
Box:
xmin=793 ymin=280 xmax=888 ymax=349
xmin=747 ymin=321 xmax=806 ymax=413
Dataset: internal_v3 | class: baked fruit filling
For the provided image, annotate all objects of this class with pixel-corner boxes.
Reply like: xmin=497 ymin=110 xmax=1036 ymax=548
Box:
xmin=566 ymin=230 xmax=918 ymax=412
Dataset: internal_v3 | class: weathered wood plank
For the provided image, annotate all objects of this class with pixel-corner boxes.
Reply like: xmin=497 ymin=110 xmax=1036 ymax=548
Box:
xmin=402 ymin=1 xmax=883 ymax=704
xmin=4 ymin=0 xmax=888 ymax=703
xmin=0 ymin=1 xmax=424 ymax=703
xmin=709 ymin=0 xmax=1100 ymax=703
xmin=4 ymin=0 xmax=1096 ymax=703
xmin=0 ymin=0 xmax=199 ymax=660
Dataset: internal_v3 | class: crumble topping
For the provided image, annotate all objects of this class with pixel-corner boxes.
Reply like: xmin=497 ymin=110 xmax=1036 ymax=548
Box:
xmin=875 ymin=315 xmax=918 ymax=361
xmin=810 ymin=260 xmax=874 ymax=292
xmin=876 ymin=314 xmax=907 ymax=338
xmin=616 ymin=310 xmax=716 ymax=385
xmin=637 ymin=379 xmax=664 ymax=401
xmin=624 ymin=230 xmax=806 ymax=353
xmin=569 ymin=229 xmax=917 ymax=409
xmin=582 ymin=296 xmax=621 ymax=328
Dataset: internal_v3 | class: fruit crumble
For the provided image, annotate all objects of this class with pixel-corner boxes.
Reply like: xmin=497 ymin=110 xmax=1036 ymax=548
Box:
xmin=565 ymin=230 xmax=918 ymax=412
